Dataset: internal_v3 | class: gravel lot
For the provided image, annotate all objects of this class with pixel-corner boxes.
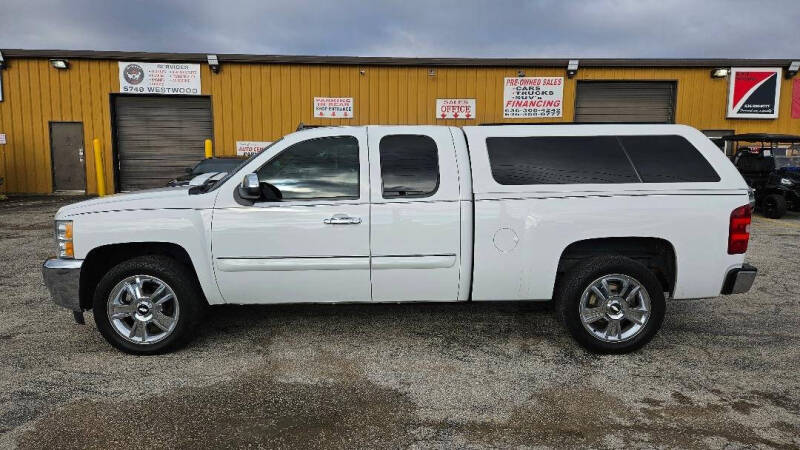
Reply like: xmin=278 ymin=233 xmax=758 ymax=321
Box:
xmin=1 ymin=195 xmax=799 ymax=449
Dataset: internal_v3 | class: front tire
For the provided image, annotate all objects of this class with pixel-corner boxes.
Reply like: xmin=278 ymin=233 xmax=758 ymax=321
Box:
xmin=93 ymin=255 xmax=204 ymax=354
xmin=555 ymin=256 xmax=665 ymax=354
xmin=761 ymin=193 xmax=787 ymax=219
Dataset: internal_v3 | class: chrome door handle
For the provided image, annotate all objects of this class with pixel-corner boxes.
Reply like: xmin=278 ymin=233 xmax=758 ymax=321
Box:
xmin=323 ymin=214 xmax=362 ymax=225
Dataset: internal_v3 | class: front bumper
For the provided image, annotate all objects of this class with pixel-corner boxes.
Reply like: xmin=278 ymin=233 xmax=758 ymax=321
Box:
xmin=721 ymin=263 xmax=757 ymax=295
xmin=42 ymin=258 xmax=83 ymax=311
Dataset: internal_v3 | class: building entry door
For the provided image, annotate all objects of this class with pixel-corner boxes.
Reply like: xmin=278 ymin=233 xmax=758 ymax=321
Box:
xmin=50 ymin=122 xmax=86 ymax=192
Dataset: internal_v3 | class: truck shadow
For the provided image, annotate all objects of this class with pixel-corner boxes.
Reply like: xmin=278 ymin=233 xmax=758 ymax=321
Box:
xmin=196 ymin=301 xmax=558 ymax=345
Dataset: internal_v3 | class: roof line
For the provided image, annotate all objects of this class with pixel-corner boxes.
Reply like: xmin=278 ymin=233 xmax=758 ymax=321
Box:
xmin=1 ymin=49 xmax=797 ymax=68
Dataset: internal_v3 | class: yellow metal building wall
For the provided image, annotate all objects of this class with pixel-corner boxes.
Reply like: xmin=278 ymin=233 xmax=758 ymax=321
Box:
xmin=0 ymin=59 xmax=118 ymax=194
xmin=1 ymin=59 xmax=799 ymax=194
xmin=203 ymin=64 xmax=800 ymax=156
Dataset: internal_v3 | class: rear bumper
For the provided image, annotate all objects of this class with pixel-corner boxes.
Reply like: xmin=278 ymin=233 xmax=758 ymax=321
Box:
xmin=42 ymin=258 xmax=83 ymax=311
xmin=721 ymin=263 xmax=757 ymax=295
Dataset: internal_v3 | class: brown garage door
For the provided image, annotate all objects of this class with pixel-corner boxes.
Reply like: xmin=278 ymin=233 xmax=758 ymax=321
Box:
xmin=114 ymin=96 xmax=212 ymax=191
xmin=574 ymin=81 xmax=676 ymax=123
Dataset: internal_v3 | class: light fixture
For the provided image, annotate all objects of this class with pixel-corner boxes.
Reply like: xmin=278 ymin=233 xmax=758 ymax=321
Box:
xmin=428 ymin=68 xmax=436 ymax=76
xmin=710 ymin=68 xmax=729 ymax=78
xmin=567 ymin=59 xmax=579 ymax=78
xmin=786 ymin=61 xmax=799 ymax=79
xmin=359 ymin=69 xmax=366 ymax=75
xmin=49 ymin=59 xmax=69 ymax=70
xmin=517 ymin=69 xmax=526 ymax=77
xmin=207 ymin=54 xmax=220 ymax=73
xmin=0 ymin=51 xmax=5 ymax=70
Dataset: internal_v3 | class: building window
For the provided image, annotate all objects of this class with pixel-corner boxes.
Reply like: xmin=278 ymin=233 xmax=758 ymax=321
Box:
xmin=702 ymin=130 xmax=735 ymax=156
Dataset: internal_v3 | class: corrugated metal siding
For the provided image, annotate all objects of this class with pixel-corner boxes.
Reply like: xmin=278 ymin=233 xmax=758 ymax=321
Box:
xmin=1 ymin=60 xmax=800 ymax=194
xmin=0 ymin=59 xmax=120 ymax=193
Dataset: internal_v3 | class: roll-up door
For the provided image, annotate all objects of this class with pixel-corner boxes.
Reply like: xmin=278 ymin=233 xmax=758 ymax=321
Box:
xmin=114 ymin=96 xmax=212 ymax=191
xmin=574 ymin=81 xmax=676 ymax=123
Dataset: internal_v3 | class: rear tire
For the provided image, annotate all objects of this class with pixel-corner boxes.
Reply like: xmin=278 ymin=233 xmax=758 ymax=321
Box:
xmin=92 ymin=255 xmax=205 ymax=354
xmin=761 ymin=193 xmax=787 ymax=219
xmin=555 ymin=256 xmax=665 ymax=354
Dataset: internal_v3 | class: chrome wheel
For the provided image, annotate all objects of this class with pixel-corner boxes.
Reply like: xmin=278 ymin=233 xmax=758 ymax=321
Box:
xmin=106 ymin=275 xmax=180 ymax=345
xmin=578 ymin=274 xmax=651 ymax=343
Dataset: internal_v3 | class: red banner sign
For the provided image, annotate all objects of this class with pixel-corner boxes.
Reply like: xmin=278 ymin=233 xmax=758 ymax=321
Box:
xmin=793 ymin=79 xmax=800 ymax=119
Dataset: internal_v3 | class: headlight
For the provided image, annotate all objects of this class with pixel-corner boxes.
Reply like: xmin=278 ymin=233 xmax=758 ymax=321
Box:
xmin=780 ymin=177 xmax=794 ymax=186
xmin=55 ymin=220 xmax=74 ymax=258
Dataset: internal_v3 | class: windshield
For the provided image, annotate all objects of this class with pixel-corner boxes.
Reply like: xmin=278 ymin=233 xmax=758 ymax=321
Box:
xmin=201 ymin=138 xmax=284 ymax=193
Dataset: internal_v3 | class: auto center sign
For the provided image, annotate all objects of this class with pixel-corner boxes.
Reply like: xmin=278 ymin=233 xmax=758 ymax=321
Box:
xmin=436 ymin=99 xmax=476 ymax=119
xmin=118 ymin=62 xmax=201 ymax=95
xmin=727 ymin=67 xmax=782 ymax=119
xmin=503 ymin=77 xmax=563 ymax=118
xmin=236 ymin=141 xmax=272 ymax=157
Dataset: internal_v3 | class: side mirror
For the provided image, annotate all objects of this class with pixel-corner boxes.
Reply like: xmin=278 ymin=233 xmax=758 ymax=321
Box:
xmin=184 ymin=167 xmax=193 ymax=174
xmin=238 ymin=173 xmax=261 ymax=200
xmin=260 ymin=181 xmax=283 ymax=202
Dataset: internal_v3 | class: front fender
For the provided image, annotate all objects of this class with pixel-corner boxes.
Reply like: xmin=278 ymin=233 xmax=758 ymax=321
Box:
xmin=70 ymin=208 xmax=224 ymax=305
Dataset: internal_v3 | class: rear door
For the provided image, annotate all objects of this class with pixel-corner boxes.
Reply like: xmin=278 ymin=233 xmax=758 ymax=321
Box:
xmin=367 ymin=126 xmax=462 ymax=301
xmin=50 ymin=122 xmax=86 ymax=191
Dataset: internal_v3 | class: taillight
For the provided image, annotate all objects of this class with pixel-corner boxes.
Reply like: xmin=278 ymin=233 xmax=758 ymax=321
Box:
xmin=728 ymin=205 xmax=751 ymax=254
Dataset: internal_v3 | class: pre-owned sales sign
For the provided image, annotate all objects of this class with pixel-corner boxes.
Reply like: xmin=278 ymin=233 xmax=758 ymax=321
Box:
xmin=436 ymin=99 xmax=476 ymax=119
xmin=503 ymin=77 xmax=563 ymax=118
xmin=314 ymin=97 xmax=354 ymax=118
xmin=119 ymin=62 xmax=201 ymax=95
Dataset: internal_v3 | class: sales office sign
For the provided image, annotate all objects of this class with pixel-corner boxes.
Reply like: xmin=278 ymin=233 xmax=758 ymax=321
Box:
xmin=436 ymin=99 xmax=476 ymax=119
xmin=119 ymin=62 xmax=201 ymax=95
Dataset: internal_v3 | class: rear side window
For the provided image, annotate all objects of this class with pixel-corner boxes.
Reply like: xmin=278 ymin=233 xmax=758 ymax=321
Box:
xmin=379 ymin=135 xmax=439 ymax=198
xmin=486 ymin=136 xmax=639 ymax=184
xmin=619 ymin=135 xmax=720 ymax=183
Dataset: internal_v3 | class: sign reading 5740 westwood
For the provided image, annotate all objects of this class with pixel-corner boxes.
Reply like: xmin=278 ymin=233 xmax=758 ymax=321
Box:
xmin=503 ymin=77 xmax=563 ymax=118
xmin=119 ymin=62 xmax=201 ymax=95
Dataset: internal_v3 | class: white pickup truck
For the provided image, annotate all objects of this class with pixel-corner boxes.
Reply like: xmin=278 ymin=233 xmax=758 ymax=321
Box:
xmin=43 ymin=124 xmax=757 ymax=354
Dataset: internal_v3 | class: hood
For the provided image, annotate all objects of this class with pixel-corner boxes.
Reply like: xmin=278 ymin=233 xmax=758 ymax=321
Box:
xmin=55 ymin=186 xmax=216 ymax=218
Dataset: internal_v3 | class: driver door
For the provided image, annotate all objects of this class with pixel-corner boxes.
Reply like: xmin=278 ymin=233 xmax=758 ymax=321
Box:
xmin=211 ymin=128 xmax=371 ymax=304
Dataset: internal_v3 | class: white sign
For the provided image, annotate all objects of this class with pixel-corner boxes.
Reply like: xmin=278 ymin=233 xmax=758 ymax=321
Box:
xmin=314 ymin=97 xmax=354 ymax=118
xmin=727 ymin=67 xmax=782 ymax=119
xmin=0 ymin=133 xmax=6 ymax=145
xmin=503 ymin=77 xmax=563 ymax=118
xmin=436 ymin=99 xmax=476 ymax=119
xmin=236 ymin=141 xmax=272 ymax=157
xmin=118 ymin=62 xmax=201 ymax=95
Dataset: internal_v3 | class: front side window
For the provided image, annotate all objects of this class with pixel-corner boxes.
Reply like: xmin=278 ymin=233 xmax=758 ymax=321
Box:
xmin=486 ymin=136 xmax=640 ymax=185
xmin=379 ymin=134 xmax=440 ymax=198
xmin=256 ymin=136 xmax=359 ymax=200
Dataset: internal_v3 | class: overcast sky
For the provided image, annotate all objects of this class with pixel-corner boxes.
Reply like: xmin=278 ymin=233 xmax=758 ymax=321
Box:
xmin=2 ymin=0 xmax=798 ymax=58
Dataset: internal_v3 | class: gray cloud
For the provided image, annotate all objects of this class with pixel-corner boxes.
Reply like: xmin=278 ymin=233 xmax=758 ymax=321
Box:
xmin=1 ymin=0 xmax=798 ymax=57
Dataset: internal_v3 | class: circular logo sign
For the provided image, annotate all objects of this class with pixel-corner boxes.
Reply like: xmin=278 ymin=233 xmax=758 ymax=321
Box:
xmin=123 ymin=64 xmax=145 ymax=85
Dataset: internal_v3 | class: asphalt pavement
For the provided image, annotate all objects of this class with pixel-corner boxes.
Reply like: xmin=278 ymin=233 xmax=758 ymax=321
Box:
xmin=1 ymin=195 xmax=798 ymax=449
